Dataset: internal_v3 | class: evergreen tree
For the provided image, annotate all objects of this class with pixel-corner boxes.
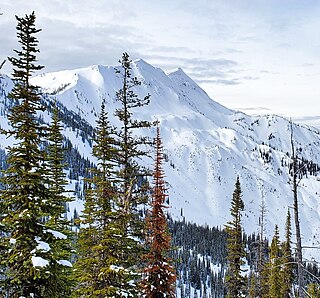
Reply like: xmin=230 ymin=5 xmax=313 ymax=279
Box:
xmin=268 ymin=225 xmax=282 ymax=298
xmin=0 ymin=12 xmax=65 ymax=297
xmin=114 ymin=52 xmax=152 ymax=213
xmin=41 ymin=103 xmax=74 ymax=297
xmin=260 ymin=261 xmax=270 ymax=298
xmin=280 ymin=209 xmax=294 ymax=297
xmin=248 ymin=273 xmax=257 ymax=298
xmin=257 ymin=192 xmax=269 ymax=298
xmin=74 ymin=102 xmax=138 ymax=297
xmin=113 ymin=52 xmax=153 ymax=293
xmin=225 ymin=176 xmax=245 ymax=298
xmin=140 ymin=127 xmax=176 ymax=297
xmin=307 ymin=283 xmax=320 ymax=298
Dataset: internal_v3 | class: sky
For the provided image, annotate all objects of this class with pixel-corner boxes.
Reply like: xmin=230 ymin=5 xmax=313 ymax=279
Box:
xmin=1 ymin=0 xmax=320 ymax=117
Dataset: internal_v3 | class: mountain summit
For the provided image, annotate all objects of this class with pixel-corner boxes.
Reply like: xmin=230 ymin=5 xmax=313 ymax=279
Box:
xmin=1 ymin=59 xmax=320 ymax=261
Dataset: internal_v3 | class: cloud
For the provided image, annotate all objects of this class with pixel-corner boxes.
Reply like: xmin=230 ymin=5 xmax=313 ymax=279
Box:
xmin=144 ymin=54 xmax=239 ymax=80
xmin=196 ymin=78 xmax=240 ymax=85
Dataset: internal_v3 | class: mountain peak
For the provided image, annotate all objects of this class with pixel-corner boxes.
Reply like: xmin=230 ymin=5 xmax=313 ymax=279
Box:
xmin=2 ymin=58 xmax=320 ymax=263
xmin=167 ymin=67 xmax=190 ymax=80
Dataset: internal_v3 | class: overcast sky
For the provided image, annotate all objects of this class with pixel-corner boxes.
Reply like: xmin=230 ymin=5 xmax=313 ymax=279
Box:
xmin=1 ymin=0 xmax=320 ymax=117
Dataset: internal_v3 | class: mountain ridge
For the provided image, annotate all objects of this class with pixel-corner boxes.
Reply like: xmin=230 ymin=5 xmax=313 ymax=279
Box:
xmin=1 ymin=59 xmax=320 ymax=262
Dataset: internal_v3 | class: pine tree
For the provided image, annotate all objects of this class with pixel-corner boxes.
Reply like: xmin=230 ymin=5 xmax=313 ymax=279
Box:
xmin=280 ymin=209 xmax=294 ymax=297
xmin=114 ymin=52 xmax=153 ymax=293
xmin=0 ymin=12 xmax=61 ymax=297
xmin=248 ymin=273 xmax=257 ymax=298
xmin=140 ymin=126 xmax=176 ymax=297
xmin=260 ymin=261 xmax=270 ymax=298
xmin=268 ymin=225 xmax=282 ymax=298
xmin=225 ymin=176 xmax=245 ymax=298
xmin=307 ymin=283 xmax=320 ymax=297
xmin=114 ymin=52 xmax=152 ymax=212
xmin=41 ymin=103 xmax=74 ymax=297
xmin=74 ymin=102 xmax=138 ymax=297
xmin=257 ymin=190 xmax=269 ymax=298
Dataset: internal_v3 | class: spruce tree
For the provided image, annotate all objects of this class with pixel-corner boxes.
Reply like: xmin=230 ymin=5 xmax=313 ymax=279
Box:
xmin=280 ymin=209 xmax=294 ymax=297
xmin=307 ymin=283 xmax=320 ymax=297
xmin=268 ymin=225 xmax=282 ymax=298
xmin=114 ymin=52 xmax=153 ymax=293
xmin=0 ymin=12 xmax=58 ymax=297
xmin=74 ymin=102 xmax=137 ymax=297
xmin=257 ymin=192 xmax=269 ymax=298
xmin=225 ymin=176 xmax=245 ymax=298
xmin=42 ymin=103 xmax=74 ymax=297
xmin=0 ymin=12 xmax=75 ymax=297
xmin=140 ymin=126 xmax=176 ymax=297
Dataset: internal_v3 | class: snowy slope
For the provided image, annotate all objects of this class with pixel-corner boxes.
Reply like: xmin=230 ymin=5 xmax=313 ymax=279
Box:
xmin=2 ymin=59 xmax=320 ymax=262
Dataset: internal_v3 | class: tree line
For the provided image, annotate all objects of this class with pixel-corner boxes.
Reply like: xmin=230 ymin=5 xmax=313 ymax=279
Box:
xmin=0 ymin=12 xmax=176 ymax=297
xmin=0 ymin=11 xmax=319 ymax=298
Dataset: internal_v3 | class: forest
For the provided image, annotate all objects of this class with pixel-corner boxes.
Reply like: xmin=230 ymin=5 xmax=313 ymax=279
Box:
xmin=0 ymin=11 xmax=319 ymax=298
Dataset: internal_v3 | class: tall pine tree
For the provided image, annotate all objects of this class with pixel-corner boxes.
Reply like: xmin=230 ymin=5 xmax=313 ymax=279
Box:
xmin=226 ymin=176 xmax=245 ymax=298
xmin=0 ymin=12 xmax=69 ymax=297
xmin=74 ymin=102 xmax=137 ymax=297
xmin=280 ymin=209 xmax=294 ymax=297
xmin=268 ymin=225 xmax=282 ymax=298
xmin=140 ymin=126 xmax=176 ymax=297
xmin=42 ymin=103 xmax=74 ymax=297
xmin=114 ymin=52 xmax=153 ymax=294
xmin=225 ymin=176 xmax=245 ymax=298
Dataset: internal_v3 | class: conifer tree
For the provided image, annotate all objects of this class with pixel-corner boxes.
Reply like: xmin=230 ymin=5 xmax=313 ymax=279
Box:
xmin=268 ymin=225 xmax=282 ymax=298
xmin=74 ymin=102 xmax=137 ymax=297
xmin=114 ymin=51 xmax=152 ymax=212
xmin=248 ymin=273 xmax=257 ymax=298
xmin=225 ymin=176 xmax=245 ymax=298
xmin=280 ymin=209 xmax=294 ymax=297
xmin=113 ymin=52 xmax=153 ymax=293
xmin=41 ymin=103 xmax=74 ymax=297
xmin=257 ymin=190 xmax=269 ymax=298
xmin=307 ymin=283 xmax=320 ymax=297
xmin=260 ymin=262 xmax=270 ymax=298
xmin=140 ymin=126 xmax=176 ymax=297
xmin=0 ymin=12 xmax=63 ymax=297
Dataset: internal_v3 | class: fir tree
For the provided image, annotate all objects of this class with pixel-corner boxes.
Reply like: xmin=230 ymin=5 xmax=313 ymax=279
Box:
xmin=257 ymin=191 xmax=269 ymax=298
xmin=225 ymin=176 xmax=245 ymax=298
xmin=74 ymin=102 xmax=137 ymax=297
xmin=140 ymin=126 xmax=176 ymax=297
xmin=248 ymin=273 xmax=256 ymax=298
xmin=260 ymin=261 xmax=270 ymax=298
xmin=268 ymin=225 xmax=282 ymax=298
xmin=307 ymin=283 xmax=320 ymax=297
xmin=0 ymin=12 xmax=61 ymax=297
xmin=41 ymin=103 xmax=74 ymax=297
xmin=280 ymin=209 xmax=294 ymax=297
xmin=114 ymin=52 xmax=153 ymax=293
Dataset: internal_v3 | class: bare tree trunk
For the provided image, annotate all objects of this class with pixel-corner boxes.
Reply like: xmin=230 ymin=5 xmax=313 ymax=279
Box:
xmin=291 ymin=121 xmax=304 ymax=297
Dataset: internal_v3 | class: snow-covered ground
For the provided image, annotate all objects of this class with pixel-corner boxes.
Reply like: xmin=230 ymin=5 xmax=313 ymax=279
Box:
xmin=1 ymin=59 xmax=320 ymax=263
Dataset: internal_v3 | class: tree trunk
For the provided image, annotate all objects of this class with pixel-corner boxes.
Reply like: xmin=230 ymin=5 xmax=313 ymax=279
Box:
xmin=291 ymin=121 xmax=304 ymax=297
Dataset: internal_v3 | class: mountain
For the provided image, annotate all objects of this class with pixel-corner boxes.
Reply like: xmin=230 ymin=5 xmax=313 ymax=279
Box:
xmin=1 ymin=59 xmax=320 ymax=263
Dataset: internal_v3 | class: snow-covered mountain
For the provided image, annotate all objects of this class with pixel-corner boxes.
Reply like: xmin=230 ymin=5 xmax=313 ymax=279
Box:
xmin=1 ymin=59 xmax=320 ymax=262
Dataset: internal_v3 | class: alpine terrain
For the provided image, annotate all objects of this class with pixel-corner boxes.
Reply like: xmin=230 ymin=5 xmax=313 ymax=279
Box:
xmin=0 ymin=58 xmax=319 ymax=296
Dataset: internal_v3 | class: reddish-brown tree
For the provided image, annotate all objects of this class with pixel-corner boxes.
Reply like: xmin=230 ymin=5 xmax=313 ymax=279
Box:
xmin=140 ymin=127 xmax=176 ymax=298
